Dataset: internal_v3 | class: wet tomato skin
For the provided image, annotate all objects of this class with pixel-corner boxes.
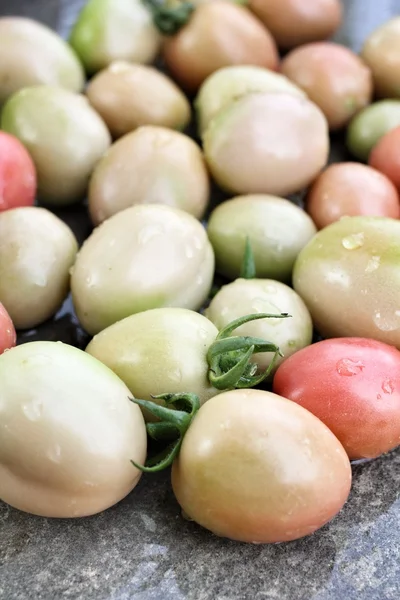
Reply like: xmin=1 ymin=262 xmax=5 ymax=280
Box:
xmin=369 ymin=126 xmax=400 ymax=192
xmin=0 ymin=131 xmax=36 ymax=211
xmin=273 ymin=338 xmax=400 ymax=460
xmin=0 ymin=302 xmax=16 ymax=354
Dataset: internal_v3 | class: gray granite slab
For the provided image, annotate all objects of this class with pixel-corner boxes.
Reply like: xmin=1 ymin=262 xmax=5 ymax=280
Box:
xmin=1 ymin=1 xmax=400 ymax=598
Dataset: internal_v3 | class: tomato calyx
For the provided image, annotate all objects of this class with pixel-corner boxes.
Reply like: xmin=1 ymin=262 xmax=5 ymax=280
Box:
xmin=207 ymin=312 xmax=290 ymax=390
xmin=143 ymin=0 xmax=195 ymax=35
xmin=240 ymin=237 xmax=256 ymax=280
xmin=130 ymin=392 xmax=200 ymax=472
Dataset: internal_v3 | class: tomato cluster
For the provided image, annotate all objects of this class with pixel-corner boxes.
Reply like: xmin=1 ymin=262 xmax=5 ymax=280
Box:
xmin=1 ymin=0 xmax=400 ymax=546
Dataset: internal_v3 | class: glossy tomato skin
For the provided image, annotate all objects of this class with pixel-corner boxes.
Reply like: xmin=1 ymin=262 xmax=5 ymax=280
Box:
xmin=306 ymin=162 xmax=400 ymax=229
xmin=172 ymin=389 xmax=351 ymax=544
xmin=249 ymin=0 xmax=342 ymax=49
xmin=369 ymin=126 xmax=400 ymax=192
xmin=0 ymin=132 xmax=36 ymax=211
xmin=162 ymin=2 xmax=279 ymax=93
xmin=281 ymin=42 xmax=373 ymax=131
xmin=273 ymin=338 xmax=400 ymax=460
xmin=0 ymin=302 xmax=16 ymax=354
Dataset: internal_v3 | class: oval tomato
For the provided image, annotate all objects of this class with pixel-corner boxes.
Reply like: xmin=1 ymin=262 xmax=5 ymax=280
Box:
xmin=273 ymin=338 xmax=400 ymax=460
xmin=171 ymin=389 xmax=351 ymax=543
xmin=0 ymin=131 xmax=36 ymax=211
xmin=0 ymin=302 xmax=16 ymax=354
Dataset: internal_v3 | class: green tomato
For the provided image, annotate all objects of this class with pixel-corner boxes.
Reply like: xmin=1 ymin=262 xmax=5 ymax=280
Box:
xmin=71 ymin=204 xmax=215 ymax=335
xmin=206 ymin=278 xmax=313 ymax=375
xmin=69 ymin=0 xmax=161 ymax=75
xmin=346 ymin=100 xmax=400 ymax=161
xmin=195 ymin=65 xmax=305 ymax=135
xmin=0 ymin=207 xmax=78 ymax=330
xmin=207 ymin=194 xmax=317 ymax=281
xmin=293 ymin=216 xmax=400 ymax=346
xmin=1 ymin=85 xmax=111 ymax=206
xmin=86 ymin=308 xmax=220 ymax=410
xmin=0 ymin=17 xmax=84 ymax=105
xmin=0 ymin=341 xmax=146 ymax=518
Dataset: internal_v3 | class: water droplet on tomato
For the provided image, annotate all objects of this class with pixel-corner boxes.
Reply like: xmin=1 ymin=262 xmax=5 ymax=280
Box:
xmin=382 ymin=380 xmax=395 ymax=395
xmin=336 ymin=358 xmax=365 ymax=376
xmin=22 ymin=398 xmax=43 ymax=421
xmin=185 ymin=245 xmax=194 ymax=259
xmin=342 ymin=232 xmax=364 ymax=250
xmin=169 ymin=368 xmax=182 ymax=383
xmin=137 ymin=224 xmax=164 ymax=245
xmin=365 ymin=256 xmax=380 ymax=273
xmin=47 ymin=444 xmax=62 ymax=463
xmin=373 ymin=311 xmax=400 ymax=332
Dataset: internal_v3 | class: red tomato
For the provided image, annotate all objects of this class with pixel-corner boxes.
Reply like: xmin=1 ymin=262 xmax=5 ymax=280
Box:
xmin=0 ymin=131 xmax=36 ymax=211
xmin=273 ymin=338 xmax=400 ymax=460
xmin=0 ymin=302 xmax=16 ymax=354
xmin=369 ymin=126 xmax=400 ymax=192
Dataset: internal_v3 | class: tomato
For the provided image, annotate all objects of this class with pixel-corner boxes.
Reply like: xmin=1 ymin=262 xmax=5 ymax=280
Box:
xmin=281 ymin=42 xmax=373 ymax=131
xmin=0 ymin=17 xmax=84 ymax=105
xmin=195 ymin=65 xmax=305 ymax=136
xmin=0 ymin=207 xmax=78 ymax=330
xmin=171 ymin=389 xmax=351 ymax=543
xmin=0 ymin=131 xmax=36 ymax=211
xmin=203 ymin=92 xmax=329 ymax=197
xmin=88 ymin=126 xmax=210 ymax=225
xmin=369 ymin=126 xmax=400 ymax=192
xmin=86 ymin=62 xmax=191 ymax=139
xmin=274 ymin=338 xmax=400 ymax=460
xmin=207 ymin=195 xmax=317 ymax=281
xmin=361 ymin=17 xmax=400 ymax=99
xmin=86 ymin=307 xmax=286 ymax=417
xmin=306 ymin=162 xmax=400 ymax=229
xmin=248 ymin=0 xmax=342 ymax=49
xmin=0 ymin=341 xmax=146 ymax=518
xmin=293 ymin=216 xmax=400 ymax=348
xmin=0 ymin=302 xmax=16 ymax=355
xmin=161 ymin=1 xmax=279 ymax=93
xmin=69 ymin=0 xmax=161 ymax=75
xmin=346 ymin=100 xmax=400 ymax=161
xmin=206 ymin=278 xmax=313 ymax=376
xmin=71 ymin=204 xmax=215 ymax=335
xmin=1 ymin=86 xmax=111 ymax=206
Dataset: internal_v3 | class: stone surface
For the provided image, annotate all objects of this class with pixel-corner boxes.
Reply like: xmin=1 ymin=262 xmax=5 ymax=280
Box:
xmin=1 ymin=1 xmax=400 ymax=599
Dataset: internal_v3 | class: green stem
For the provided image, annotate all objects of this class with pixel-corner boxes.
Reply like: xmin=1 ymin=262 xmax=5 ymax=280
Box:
xmin=142 ymin=0 xmax=195 ymax=35
xmin=207 ymin=313 xmax=290 ymax=390
xmin=130 ymin=393 xmax=200 ymax=472
xmin=240 ymin=237 xmax=256 ymax=280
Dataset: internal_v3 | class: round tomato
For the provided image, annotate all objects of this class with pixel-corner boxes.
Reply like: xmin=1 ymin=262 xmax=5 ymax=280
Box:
xmin=0 ymin=302 xmax=16 ymax=354
xmin=0 ymin=131 xmax=36 ymax=211
xmin=306 ymin=162 xmax=400 ymax=229
xmin=369 ymin=126 xmax=400 ymax=192
xmin=273 ymin=338 xmax=400 ymax=460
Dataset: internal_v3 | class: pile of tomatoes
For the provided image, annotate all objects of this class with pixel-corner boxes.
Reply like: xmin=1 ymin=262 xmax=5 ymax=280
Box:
xmin=1 ymin=0 xmax=400 ymax=545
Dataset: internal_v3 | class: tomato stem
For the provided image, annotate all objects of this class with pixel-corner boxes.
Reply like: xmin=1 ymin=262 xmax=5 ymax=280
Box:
xmin=207 ymin=313 xmax=291 ymax=390
xmin=130 ymin=393 xmax=200 ymax=472
xmin=240 ymin=237 xmax=256 ymax=280
xmin=142 ymin=0 xmax=195 ymax=35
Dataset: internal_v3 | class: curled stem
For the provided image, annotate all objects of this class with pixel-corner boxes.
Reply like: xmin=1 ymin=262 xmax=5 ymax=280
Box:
xmin=130 ymin=393 xmax=200 ymax=472
xmin=207 ymin=313 xmax=291 ymax=389
xmin=142 ymin=0 xmax=195 ymax=35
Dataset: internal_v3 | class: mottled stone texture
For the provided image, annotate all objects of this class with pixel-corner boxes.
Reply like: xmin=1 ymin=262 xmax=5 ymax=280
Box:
xmin=1 ymin=1 xmax=400 ymax=599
